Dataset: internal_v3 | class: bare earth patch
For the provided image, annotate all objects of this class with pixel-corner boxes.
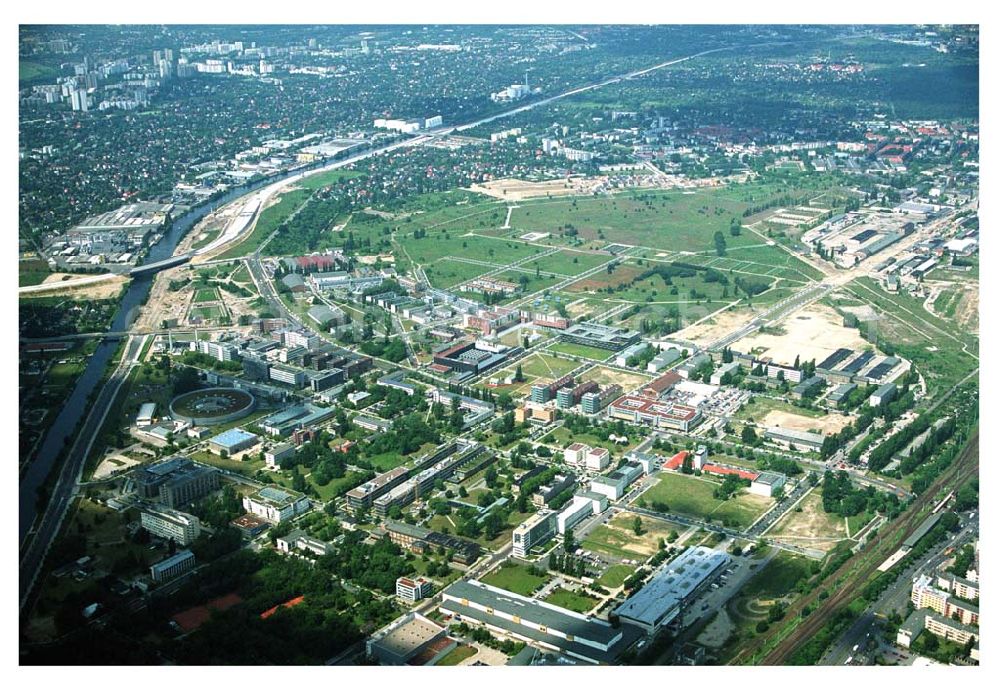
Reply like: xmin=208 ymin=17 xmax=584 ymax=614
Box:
xmin=764 ymin=491 xmax=847 ymax=554
xmin=731 ymin=303 xmax=868 ymax=366
xmin=675 ymin=306 xmax=757 ymax=346
xmin=758 ymin=409 xmax=852 ymax=436
xmin=578 ymin=366 xmax=650 ymax=393
xmin=469 ymin=176 xmax=603 ymax=201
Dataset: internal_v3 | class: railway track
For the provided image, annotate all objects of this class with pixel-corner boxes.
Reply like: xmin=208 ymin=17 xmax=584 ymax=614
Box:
xmin=732 ymin=428 xmax=978 ymax=665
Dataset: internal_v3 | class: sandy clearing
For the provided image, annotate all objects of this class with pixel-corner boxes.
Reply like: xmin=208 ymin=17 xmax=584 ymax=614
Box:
xmin=731 ymin=303 xmax=868 ymax=366
xmin=578 ymin=366 xmax=649 ymax=393
xmin=20 ymin=273 xmax=130 ymax=300
xmin=675 ymin=306 xmax=757 ymax=346
xmin=765 ymin=491 xmax=847 ymax=554
xmin=469 ymin=176 xmax=603 ymax=201
xmin=759 ymin=409 xmax=852 ymax=435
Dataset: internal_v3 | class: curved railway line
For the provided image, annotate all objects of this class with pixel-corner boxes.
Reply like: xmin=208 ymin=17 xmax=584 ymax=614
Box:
xmin=731 ymin=428 xmax=978 ymax=665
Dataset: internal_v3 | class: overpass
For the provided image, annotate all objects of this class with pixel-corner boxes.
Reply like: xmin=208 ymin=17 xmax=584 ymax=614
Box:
xmin=130 ymin=253 xmax=191 ymax=276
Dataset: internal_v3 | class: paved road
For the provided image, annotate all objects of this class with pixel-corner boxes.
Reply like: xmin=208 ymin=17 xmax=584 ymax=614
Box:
xmin=819 ymin=512 xmax=978 ymax=666
xmin=20 ymin=334 xmax=148 ymax=610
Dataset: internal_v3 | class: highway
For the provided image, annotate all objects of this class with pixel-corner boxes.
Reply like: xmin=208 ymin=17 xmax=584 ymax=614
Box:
xmin=19 ymin=334 xmax=149 ymax=611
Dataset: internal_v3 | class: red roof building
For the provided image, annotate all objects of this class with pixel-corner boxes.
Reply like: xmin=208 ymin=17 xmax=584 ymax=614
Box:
xmin=702 ymin=464 xmax=758 ymax=481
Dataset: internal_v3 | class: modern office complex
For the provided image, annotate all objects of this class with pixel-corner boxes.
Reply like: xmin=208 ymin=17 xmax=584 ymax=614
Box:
xmin=130 ymin=458 xmax=220 ymax=508
xmin=607 ymin=395 xmax=702 ymax=431
xmin=242 ymin=486 xmax=310 ymax=523
xmin=512 ymin=510 xmax=557 ymax=558
xmin=258 ymin=402 xmax=335 ymax=437
xmin=559 ymin=322 xmax=641 ymax=351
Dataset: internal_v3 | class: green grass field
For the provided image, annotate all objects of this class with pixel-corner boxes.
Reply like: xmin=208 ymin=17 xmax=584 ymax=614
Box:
xmin=193 ymin=287 xmax=219 ymax=303
xmin=189 ymin=304 xmax=225 ymax=321
xmin=739 ymin=551 xmax=814 ymax=598
xmin=640 ymin=471 xmax=774 ymax=529
xmin=546 ymin=341 xmax=615 ymax=361
xmin=220 ymin=189 xmax=312 ymax=259
xmin=735 ymin=396 xmax=826 ymax=423
xmin=518 ymin=352 xmax=583 ymax=381
xmin=435 ymin=644 xmax=478 ymax=666
xmin=190 ymin=449 xmax=262 ymax=475
xmin=510 ymin=187 xmax=766 ymax=252
xmin=544 ymin=588 xmax=599 ymax=613
xmin=19 ymin=259 xmax=51 ymax=287
xmin=525 ymin=249 xmax=614 ymax=276
xmin=396 ymin=234 xmax=544 ymax=268
xmin=423 ymin=259 xmax=494 ymax=289
xmin=580 ymin=526 xmax=652 ymax=563
xmin=19 ymin=60 xmax=58 ymax=84
xmin=480 ymin=562 xmax=548 ymax=597
xmin=596 ymin=564 xmax=634 ymax=588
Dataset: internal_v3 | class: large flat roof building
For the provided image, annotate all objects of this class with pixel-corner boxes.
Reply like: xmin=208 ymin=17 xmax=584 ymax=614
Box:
xmin=763 ymin=426 xmax=826 ymax=452
xmin=615 ymin=546 xmax=729 ymax=633
xmin=559 ymin=322 xmax=641 ymax=351
xmin=366 ymin=612 xmax=456 ymax=666
xmin=130 ymin=458 xmax=220 ymax=508
xmin=439 ymin=580 xmax=637 ymax=664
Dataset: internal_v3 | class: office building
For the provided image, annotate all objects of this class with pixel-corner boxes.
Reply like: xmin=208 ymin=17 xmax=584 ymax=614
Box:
xmin=382 ymin=520 xmax=480 ymax=564
xmin=557 ymin=381 xmax=598 ymax=409
xmin=136 ymin=402 xmax=157 ymax=427
xmin=275 ymin=528 xmax=333 ymax=556
xmin=585 ymin=447 xmax=610 ymax=472
xmin=559 ymin=322 xmax=640 ymax=351
xmin=140 ymin=507 xmax=201 ymax=545
xmin=396 ymin=576 xmax=434 ymax=603
xmin=556 ymin=492 xmax=607 ymax=535
xmin=345 ymin=466 xmax=410 ymax=512
xmin=208 ymin=428 xmax=259 ymax=456
xmin=532 ymin=473 xmax=576 ymax=506
xmin=581 ymin=384 xmax=622 ymax=414
xmin=608 ymin=395 xmax=702 ymax=432
xmin=870 ymin=382 xmax=897 ymax=407
xmin=512 ymin=510 xmax=557 ymax=558
xmin=749 ymin=471 xmax=787 ymax=497
xmin=763 ymin=426 xmax=826 ymax=452
xmin=242 ymin=486 xmax=310 ymax=523
xmin=366 ymin=613 xmax=457 ymax=666
xmin=264 ymin=442 xmax=296 ymax=468
xmin=531 ymin=374 xmax=574 ymax=404
xmin=259 ymin=403 xmax=335 ymax=437
xmin=150 ymin=550 xmax=196 ymax=583
xmin=130 ymin=458 xmax=220 ymax=508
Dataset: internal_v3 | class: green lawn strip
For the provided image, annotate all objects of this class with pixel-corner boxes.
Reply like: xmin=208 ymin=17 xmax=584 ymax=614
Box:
xmin=596 ymin=564 xmax=634 ymax=588
xmin=435 ymin=644 xmax=478 ymax=666
xmin=480 ymin=563 xmax=548 ymax=596
xmin=220 ymin=188 xmax=313 ymax=259
xmin=544 ymin=587 xmax=599 ymax=613
xmin=546 ymin=341 xmax=614 ymax=361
